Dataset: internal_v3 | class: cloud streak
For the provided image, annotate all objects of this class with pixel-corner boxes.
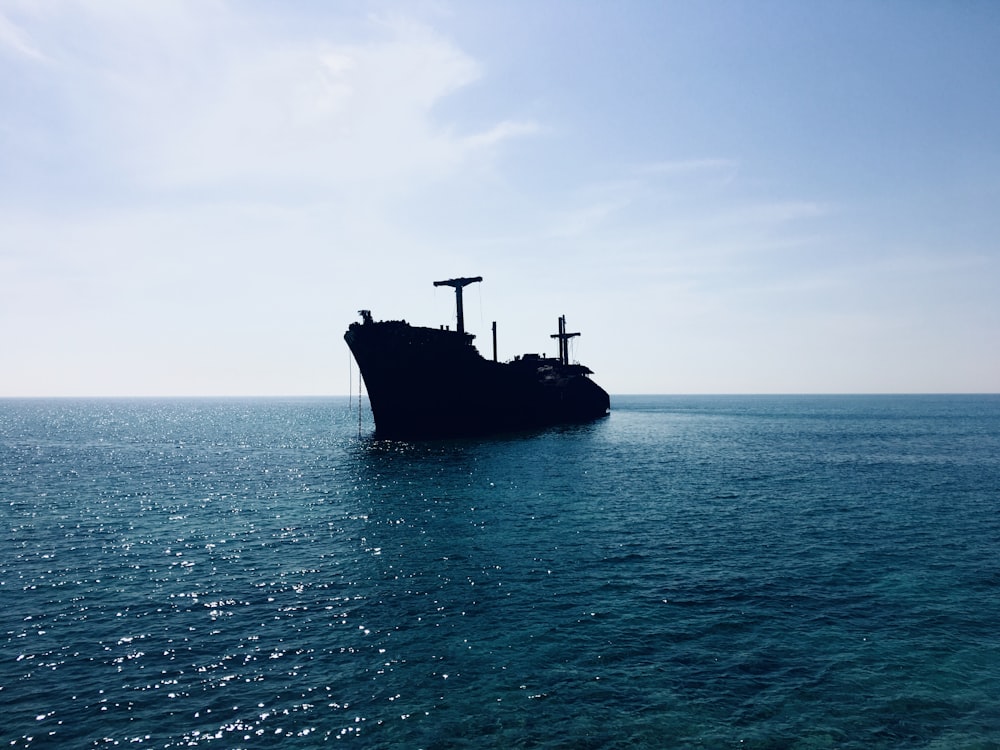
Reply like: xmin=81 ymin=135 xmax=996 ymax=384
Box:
xmin=0 ymin=10 xmax=45 ymax=60
xmin=1 ymin=3 xmax=539 ymax=198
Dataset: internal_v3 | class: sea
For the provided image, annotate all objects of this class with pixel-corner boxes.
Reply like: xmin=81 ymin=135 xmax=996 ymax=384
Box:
xmin=2 ymin=395 xmax=999 ymax=749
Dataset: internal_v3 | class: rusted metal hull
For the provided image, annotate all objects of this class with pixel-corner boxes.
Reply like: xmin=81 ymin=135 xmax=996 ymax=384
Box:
xmin=345 ymin=318 xmax=610 ymax=439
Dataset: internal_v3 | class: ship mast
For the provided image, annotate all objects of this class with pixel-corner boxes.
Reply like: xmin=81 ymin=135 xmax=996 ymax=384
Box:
xmin=550 ymin=315 xmax=580 ymax=365
xmin=433 ymin=276 xmax=482 ymax=335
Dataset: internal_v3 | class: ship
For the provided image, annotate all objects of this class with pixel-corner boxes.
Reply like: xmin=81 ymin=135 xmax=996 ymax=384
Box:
xmin=344 ymin=276 xmax=611 ymax=438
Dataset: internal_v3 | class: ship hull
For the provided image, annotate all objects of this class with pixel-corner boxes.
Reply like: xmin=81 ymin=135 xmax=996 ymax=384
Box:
xmin=345 ymin=319 xmax=610 ymax=439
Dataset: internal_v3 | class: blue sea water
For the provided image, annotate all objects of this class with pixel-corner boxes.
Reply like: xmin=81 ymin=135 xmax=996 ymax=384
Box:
xmin=2 ymin=395 xmax=1000 ymax=749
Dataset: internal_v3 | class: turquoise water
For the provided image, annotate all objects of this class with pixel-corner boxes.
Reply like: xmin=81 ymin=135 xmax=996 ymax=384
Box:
xmin=2 ymin=395 xmax=999 ymax=748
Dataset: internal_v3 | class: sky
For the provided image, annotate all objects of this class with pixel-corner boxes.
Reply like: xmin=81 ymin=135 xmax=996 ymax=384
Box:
xmin=2 ymin=0 xmax=998 ymax=396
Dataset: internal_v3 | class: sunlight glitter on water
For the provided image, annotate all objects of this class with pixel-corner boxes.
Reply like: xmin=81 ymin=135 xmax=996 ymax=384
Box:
xmin=3 ymin=396 xmax=1000 ymax=748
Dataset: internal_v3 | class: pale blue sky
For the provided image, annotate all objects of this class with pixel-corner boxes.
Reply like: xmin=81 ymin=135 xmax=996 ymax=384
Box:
xmin=2 ymin=1 xmax=998 ymax=396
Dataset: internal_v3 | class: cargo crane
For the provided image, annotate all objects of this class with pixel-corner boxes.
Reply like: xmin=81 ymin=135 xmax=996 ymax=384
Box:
xmin=433 ymin=276 xmax=482 ymax=336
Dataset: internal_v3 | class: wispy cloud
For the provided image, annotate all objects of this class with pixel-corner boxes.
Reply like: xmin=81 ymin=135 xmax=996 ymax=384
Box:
xmin=0 ymin=9 xmax=46 ymax=61
xmin=541 ymin=157 xmax=819 ymax=243
xmin=1 ymin=3 xmax=539 ymax=196
xmin=722 ymin=200 xmax=832 ymax=225
xmin=461 ymin=119 xmax=541 ymax=149
xmin=545 ymin=198 xmax=632 ymax=238
xmin=634 ymin=158 xmax=739 ymax=180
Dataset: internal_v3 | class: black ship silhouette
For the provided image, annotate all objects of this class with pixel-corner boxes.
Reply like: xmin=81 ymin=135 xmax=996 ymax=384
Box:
xmin=345 ymin=276 xmax=611 ymax=438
